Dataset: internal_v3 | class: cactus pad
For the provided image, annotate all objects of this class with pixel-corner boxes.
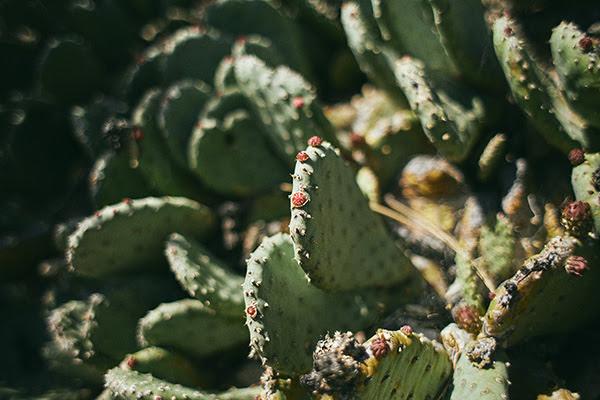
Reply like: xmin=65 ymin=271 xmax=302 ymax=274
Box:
xmin=138 ymin=299 xmax=248 ymax=359
xmin=244 ymin=233 xmax=405 ymax=375
xmin=67 ymin=197 xmax=215 ymax=277
xmin=289 ymin=141 xmax=418 ymax=290
xmin=165 ymin=233 xmax=244 ymax=317
xmin=104 ymin=368 xmax=260 ymax=400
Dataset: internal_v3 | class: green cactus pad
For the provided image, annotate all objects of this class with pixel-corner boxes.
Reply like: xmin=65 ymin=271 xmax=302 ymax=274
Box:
xmin=289 ymin=141 xmax=418 ymax=290
xmin=165 ymin=233 xmax=244 ymax=317
xmin=104 ymin=368 xmax=261 ymax=400
xmin=163 ymin=27 xmax=232 ymax=84
xmin=45 ymin=276 xmax=175 ymax=382
xmin=232 ymin=55 xmax=338 ymax=163
xmin=121 ymin=44 xmax=165 ymax=105
xmin=572 ymin=152 xmax=600 ymax=232
xmin=371 ymin=0 xmax=453 ymax=75
xmin=38 ymin=37 xmax=103 ymax=104
xmin=138 ymin=299 xmax=248 ymax=359
xmin=214 ymin=57 xmax=238 ymax=93
xmin=67 ymin=196 xmax=215 ymax=277
xmin=89 ymin=151 xmax=153 ymax=209
xmin=188 ymin=108 xmax=288 ymax=197
xmin=442 ymin=324 xmax=510 ymax=400
xmin=205 ymin=0 xmax=311 ymax=78
xmin=394 ymin=57 xmax=485 ymax=162
xmin=479 ymin=213 xmax=517 ymax=285
xmin=358 ymin=329 xmax=452 ymax=399
xmin=158 ymin=80 xmax=211 ymax=167
xmin=244 ymin=233 xmax=408 ymax=375
xmin=232 ymin=35 xmax=285 ymax=68
xmin=428 ymin=0 xmax=503 ymax=90
xmin=119 ymin=347 xmax=209 ymax=388
xmin=340 ymin=2 xmax=407 ymax=104
xmin=482 ymin=236 xmax=600 ymax=346
xmin=551 ymin=22 xmax=600 ymax=127
xmin=492 ymin=17 xmax=591 ymax=153
xmin=132 ymin=89 xmax=208 ymax=198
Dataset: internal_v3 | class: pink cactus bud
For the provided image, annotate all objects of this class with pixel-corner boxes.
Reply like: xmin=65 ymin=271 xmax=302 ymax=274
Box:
xmin=132 ymin=126 xmax=144 ymax=141
xmin=349 ymin=132 xmax=365 ymax=148
xmin=291 ymin=192 xmax=309 ymax=208
xmin=307 ymin=136 xmax=323 ymax=147
xmin=400 ymin=325 xmax=413 ymax=335
xmin=370 ymin=337 xmax=389 ymax=359
xmin=568 ymin=148 xmax=585 ymax=166
xmin=126 ymin=355 xmax=136 ymax=369
xmin=296 ymin=151 xmax=309 ymax=162
xmin=562 ymin=201 xmax=592 ymax=223
xmin=246 ymin=305 xmax=258 ymax=319
xmin=292 ymin=96 xmax=305 ymax=109
xmin=566 ymin=255 xmax=588 ymax=277
xmin=579 ymin=36 xmax=593 ymax=52
xmin=452 ymin=304 xmax=481 ymax=333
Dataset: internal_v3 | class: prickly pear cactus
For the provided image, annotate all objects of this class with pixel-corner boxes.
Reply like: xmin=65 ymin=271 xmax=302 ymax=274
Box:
xmin=4 ymin=0 xmax=600 ymax=399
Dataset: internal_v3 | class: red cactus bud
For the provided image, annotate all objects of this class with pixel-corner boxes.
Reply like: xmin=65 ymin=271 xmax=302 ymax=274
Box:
xmin=126 ymin=355 xmax=136 ymax=369
xmin=132 ymin=126 xmax=144 ymax=141
xmin=307 ymin=136 xmax=323 ymax=147
xmin=292 ymin=96 xmax=305 ymax=109
xmin=562 ymin=201 xmax=592 ymax=223
xmin=400 ymin=325 xmax=413 ymax=335
xmin=579 ymin=36 xmax=593 ymax=52
xmin=566 ymin=255 xmax=588 ymax=277
xmin=349 ymin=132 xmax=365 ymax=148
xmin=246 ymin=305 xmax=258 ymax=319
xmin=296 ymin=151 xmax=309 ymax=162
xmin=452 ymin=304 xmax=482 ymax=333
xmin=504 ymin=26 xmax=513 ymax=36
xmin=370 ymin=337 xmax=390 ymax=359
xmin=291 ymin=192 xmax=309 ymax=208
xmin=568 ymin=148 xmax=585 ymax=166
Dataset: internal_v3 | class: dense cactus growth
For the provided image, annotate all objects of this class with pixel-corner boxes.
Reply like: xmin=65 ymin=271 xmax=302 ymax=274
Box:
xmin=2 ymin=0 xmax=600 ymax=399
